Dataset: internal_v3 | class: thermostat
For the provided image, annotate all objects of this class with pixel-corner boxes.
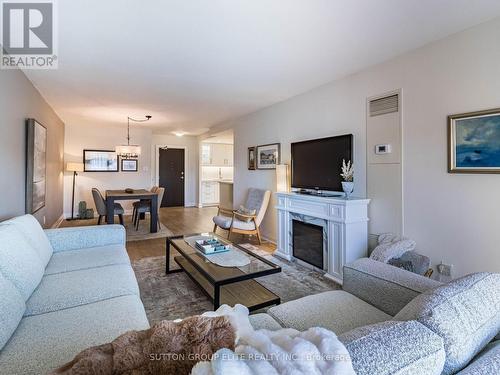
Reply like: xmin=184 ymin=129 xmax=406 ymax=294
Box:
xmin=375 ymin=144 xmax=392 ymax=154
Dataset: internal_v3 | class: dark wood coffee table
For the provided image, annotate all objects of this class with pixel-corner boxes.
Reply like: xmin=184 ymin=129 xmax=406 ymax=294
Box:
xmin=166 ymin=233 xmax=281 ymax=311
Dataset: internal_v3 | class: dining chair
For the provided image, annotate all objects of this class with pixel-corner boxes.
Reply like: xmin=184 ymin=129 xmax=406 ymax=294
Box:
xmin=91 ymin=188 xmax=125 ymax=225
xmin=133 ymin=187 xmax=165 ymax=231
xmin=212 ymin=188 xmax=271 ymax=244
xmin=132 ymin=186 xmax=158 ymax=224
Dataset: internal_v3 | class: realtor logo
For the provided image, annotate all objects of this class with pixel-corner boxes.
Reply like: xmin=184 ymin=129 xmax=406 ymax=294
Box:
xmin=1 ymin=0 xmax=57 ymax=69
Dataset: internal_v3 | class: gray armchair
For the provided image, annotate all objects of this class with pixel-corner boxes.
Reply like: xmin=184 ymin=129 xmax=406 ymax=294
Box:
xmin=213 ymin=188 xmax=271 ymax=244
xmin=91 ymin=188 xmax=125 ymax=225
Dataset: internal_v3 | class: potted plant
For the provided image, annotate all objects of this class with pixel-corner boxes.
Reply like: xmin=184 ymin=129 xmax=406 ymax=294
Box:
xmin=340 ymin=159 xmax=354 ymax=198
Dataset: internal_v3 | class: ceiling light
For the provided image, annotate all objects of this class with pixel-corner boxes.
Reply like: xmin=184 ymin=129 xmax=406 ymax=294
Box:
xmin=173 ymin=131 xmax=185 ymax=137
xmin=116 ymin=115 xmax=151 ymax=158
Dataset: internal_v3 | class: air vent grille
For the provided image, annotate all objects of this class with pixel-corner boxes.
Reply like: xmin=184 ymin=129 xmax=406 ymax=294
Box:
xmin=369 ymin=94 xmax=399 ymax=117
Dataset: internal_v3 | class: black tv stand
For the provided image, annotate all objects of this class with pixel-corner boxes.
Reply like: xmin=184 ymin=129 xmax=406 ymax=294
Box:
xmin=296 ymin=189 xmax=344 ymax=198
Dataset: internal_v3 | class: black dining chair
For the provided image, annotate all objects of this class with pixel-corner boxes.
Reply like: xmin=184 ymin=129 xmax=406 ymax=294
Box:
xmin=133 ymin=187 xmax=164 ymax=231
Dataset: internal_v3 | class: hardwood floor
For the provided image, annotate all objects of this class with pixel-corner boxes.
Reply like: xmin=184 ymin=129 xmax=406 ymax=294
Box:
xmin=61 ymin=206 xmax=276 ymax=261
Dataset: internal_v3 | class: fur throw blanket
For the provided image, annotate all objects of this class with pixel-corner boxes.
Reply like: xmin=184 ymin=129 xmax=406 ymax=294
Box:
xmin=51 ymin=315 xmax=236 ymax=375
xmin=52 ymin=304 xmax=354 ymax=375
xmin=192 ymin=308 xmax=355 ymax=375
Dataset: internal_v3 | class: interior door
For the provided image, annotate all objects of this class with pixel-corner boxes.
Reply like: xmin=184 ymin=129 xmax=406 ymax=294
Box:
xmin=159 ymin=148 xmax=185 ymax=207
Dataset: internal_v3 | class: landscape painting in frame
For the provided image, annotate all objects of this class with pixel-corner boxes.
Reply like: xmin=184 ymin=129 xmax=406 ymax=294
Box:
xmin=448 ymin=108 xmax=500 ymax=173
xmin=83 ymin=150 xmax=119 ymax=172
xmin=257 ymin=143 xmax=280 ymax=169
xmin=26 ymin=119 xmax=47 ymax=214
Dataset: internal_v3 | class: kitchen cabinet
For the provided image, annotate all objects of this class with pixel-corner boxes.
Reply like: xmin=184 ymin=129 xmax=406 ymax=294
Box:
xmin=201 ymin=181 xmax=219 ymax=205
xmin=201 ymin=144 xmax=233 ymax=166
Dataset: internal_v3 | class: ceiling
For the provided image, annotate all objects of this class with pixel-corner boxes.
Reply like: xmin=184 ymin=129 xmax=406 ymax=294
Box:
xmin=25 ymin=0 xmax=500 ymax=135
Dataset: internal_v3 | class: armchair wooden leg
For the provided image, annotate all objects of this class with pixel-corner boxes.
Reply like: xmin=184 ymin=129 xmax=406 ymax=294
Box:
xmin=228 ymin=226 xmax=233 ymax=241
xmin=213 ymin=224 xmax=217 ymax=233
xmin=256 ymin=228 xmax=262 ymax=245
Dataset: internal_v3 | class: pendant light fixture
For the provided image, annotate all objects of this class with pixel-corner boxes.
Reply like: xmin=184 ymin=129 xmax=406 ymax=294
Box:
xmin=116 ymin=115 xmax=152 ymax=158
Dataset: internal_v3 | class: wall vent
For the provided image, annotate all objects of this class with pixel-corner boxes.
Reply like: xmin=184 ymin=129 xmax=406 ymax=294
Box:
xmin=369 ymin=94 xmax=399 ymax=117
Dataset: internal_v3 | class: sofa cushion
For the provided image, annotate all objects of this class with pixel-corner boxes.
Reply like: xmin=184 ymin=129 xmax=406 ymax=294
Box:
xmin=249 ymin=313 xmax=283 ymax=331
xmin=0 ymin=295 xmax=150 ymax=375
xmin=394 ymin=272 xmax=500 ymax=374
xmin=0 ymin=225 xmax=44 ymax=301
xmin=44 ymin=244 xmax=130 ymax=275
xmin=267 ymin=290 xmax=391 ymax=334
xmin=44 ymin=224 xmax=125 ymax=253
xmin=1 ymin=214 xmax=53 ymax=267
xmin=339 ymin=320 xmax=445 ymax=375
xmin=0 ymin=273 xmax=26 ymax=350
xmin=25 ymin=264 xmax=140 ymax=316
xmin=456 ymin=340 xmax=500 ymax=375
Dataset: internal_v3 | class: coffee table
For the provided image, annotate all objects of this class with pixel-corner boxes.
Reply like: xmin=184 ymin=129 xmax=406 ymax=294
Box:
xmin=166 ymin=233 xmax=281 ymax=311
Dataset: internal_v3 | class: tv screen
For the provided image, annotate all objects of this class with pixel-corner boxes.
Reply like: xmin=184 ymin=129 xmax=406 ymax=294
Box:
xmin=291 ymin=134 xmax=353 ymax=192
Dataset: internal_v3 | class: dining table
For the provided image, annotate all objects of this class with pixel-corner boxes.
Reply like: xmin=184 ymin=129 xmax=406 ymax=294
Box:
xmin=105 ymin=189 xmax=158 ymax=233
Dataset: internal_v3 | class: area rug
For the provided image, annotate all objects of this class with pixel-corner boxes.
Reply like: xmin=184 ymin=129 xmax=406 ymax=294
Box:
xmin=131 ymin=250 xmax=340 ymax=324
xmin=58 ymin=215 xmax=173 ymax=241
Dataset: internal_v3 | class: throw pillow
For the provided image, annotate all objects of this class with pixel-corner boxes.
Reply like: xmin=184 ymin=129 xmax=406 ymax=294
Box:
xmin=51 ymin=315 xmax=236 ymax=375
xmin=370 ymin=238 xmax=416 ymax=263
xmin=235 ymin=205 xmax=256 ymax=222
xmin=394 ymin=272 xmax=500 ymax=374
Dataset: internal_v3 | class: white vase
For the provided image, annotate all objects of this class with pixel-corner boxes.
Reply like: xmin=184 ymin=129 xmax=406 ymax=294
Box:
xmin=341 ymin=181 xmax=354 ymax=199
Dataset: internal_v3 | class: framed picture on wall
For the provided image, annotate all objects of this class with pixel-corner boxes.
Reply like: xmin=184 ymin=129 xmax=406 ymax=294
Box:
xmin=26 ymin=119 xmax=47 ymax=214
xmin=448 ymin=108 xmax=500 ymax=173
xmin=83 ymin=150 xmax=119 ymax=172
xmin=121 ymin=159 xmax=138 ymax=172
xmin=248 ymin=146 xmax=256 ymax=170
xmin=257 ymin=143 xmax=280 ymax=169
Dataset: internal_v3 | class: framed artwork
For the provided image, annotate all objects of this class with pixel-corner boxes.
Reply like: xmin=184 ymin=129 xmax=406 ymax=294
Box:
xmin=248 ymin=146 xmax=256 ymax=170
xmin=121 ymin=159 xmax=138 ymax=172
xmin=448 ymin=108 xmax=500 ymax=173
xmin=257 ymin=143 xmax=280 ymax=169
xmin=83 ymin=150 xmax=119 ymax=172
xmin=26 ymin=119 xmax=47 ymax=214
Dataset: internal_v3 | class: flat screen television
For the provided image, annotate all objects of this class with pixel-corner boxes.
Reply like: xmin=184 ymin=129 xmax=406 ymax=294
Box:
xmin=291 ymin=134 xmax=353 ymax=192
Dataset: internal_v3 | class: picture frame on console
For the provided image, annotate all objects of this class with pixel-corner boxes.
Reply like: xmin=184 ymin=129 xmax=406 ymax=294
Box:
xmin=448 ymin=107 xmax=500 ymax=173
xmin=248 ymin=146 xmax=256 ymax=170
xmin=257 ymin=143 xmax=280 ymax=169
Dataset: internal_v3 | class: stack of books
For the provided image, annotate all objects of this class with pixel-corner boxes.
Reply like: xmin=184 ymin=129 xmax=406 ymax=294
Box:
xmin=195 ymin=238 xmax=231 ymax=255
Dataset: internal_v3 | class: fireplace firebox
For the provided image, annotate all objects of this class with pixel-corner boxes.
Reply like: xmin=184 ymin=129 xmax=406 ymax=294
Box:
xmin=292 ymin=220 xmax=325 ymax=270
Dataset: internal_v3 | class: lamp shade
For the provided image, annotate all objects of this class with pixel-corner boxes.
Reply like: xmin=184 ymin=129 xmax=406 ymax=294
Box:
xmin=66 ymin=162 xmax=84 ymax=172
xmin=115 ymin=145 xmax=141 ymax=157
xmin=276 ymin=164 xmax=290 ymax=192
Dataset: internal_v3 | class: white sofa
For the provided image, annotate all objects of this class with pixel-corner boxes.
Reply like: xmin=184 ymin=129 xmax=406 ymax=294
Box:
xmin=0 ymin=215 xmax=149 ymax=375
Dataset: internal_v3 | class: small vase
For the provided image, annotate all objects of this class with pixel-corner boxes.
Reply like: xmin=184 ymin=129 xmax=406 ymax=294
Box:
xmin=341 ymin=181 xmax=354 ymax=199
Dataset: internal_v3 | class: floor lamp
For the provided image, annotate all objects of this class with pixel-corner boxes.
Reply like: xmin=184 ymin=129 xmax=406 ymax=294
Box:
xmin=66 ymin=162 xmax=84 ymax=221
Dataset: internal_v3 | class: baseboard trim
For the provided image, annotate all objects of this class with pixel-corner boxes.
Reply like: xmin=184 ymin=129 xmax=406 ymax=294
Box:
xmin=51 ymin=214 xmax=65 ymax=229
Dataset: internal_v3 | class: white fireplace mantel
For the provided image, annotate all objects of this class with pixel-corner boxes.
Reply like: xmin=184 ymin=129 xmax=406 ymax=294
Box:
xmin=275 ymin=192 xmax=370 ymax=284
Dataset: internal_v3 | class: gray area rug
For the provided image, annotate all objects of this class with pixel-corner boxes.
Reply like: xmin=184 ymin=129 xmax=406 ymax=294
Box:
xmin=131 ymin=250 xmax=340 ymax=323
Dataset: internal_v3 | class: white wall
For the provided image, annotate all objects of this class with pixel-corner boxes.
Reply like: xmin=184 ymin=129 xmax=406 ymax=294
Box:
xmin=220 ymin=17 xmax=500 ymax=277
xmin=64 ymin=122 xmax=153 ymax=216
xmin=64 ymin=125 xmax=201 ymax=216
xmin=151 ymin=134 xmax=199 ymax=207
xmin=0 ymin=69 xmax=65 ymax=227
